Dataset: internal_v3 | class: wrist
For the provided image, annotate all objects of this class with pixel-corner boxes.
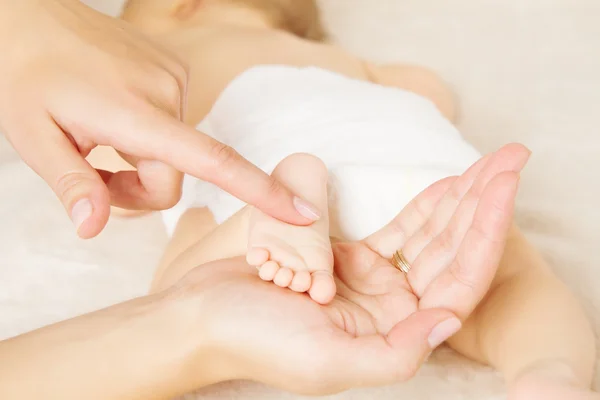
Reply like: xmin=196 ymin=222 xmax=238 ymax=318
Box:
xmin=155 ymin=281 xmax=242 ymax=397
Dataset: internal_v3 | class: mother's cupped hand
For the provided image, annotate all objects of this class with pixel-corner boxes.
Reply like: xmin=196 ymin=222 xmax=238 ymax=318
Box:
xmin=0 ymin=0 xmax=316 ymax=239
xmin=166 ymin=144 xmax=529 ymax=396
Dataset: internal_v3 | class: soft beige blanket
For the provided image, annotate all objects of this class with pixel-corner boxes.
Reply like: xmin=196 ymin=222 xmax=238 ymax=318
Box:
xmin=1 ymin=1 xmax=598 ymax=398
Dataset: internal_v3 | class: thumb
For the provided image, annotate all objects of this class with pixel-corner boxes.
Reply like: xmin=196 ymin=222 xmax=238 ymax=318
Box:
xmin=339 ymin=309 xmax=461 ymax=388
xmin=16 ymin=121 xmax=110 ymax=239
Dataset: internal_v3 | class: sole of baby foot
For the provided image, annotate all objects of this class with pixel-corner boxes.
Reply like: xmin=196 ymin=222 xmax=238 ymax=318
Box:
xmin=247 ymin=227 xmax=334 ymax=304
xmin=246 ymin=153 xmax=334 ymax=304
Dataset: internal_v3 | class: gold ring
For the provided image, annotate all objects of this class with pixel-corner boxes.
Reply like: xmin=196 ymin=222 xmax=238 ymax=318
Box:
xmin=391 ymin=249 xmax=411 ymax=274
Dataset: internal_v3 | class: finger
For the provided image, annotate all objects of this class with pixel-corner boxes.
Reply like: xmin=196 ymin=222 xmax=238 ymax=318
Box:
xmin=132 ymin=35 xmax=189 ymax=120
xmin=365 ymin=152 xmax=496 ymax=256
xmin=105 ymin=107 xmax=319 ymax=226
xmin=402 ymin=144 xmax=530 ymax=262
xmin=363 ymin=176 xmax=456 ymax=257
xmin=15 ymin=119 xmax=110 ymax=239
xmin=102 ymin=159 xmax=183 ymax=210
xmin=407 ymin=179 xmax=485 ymax=296
xmin=418 ymin=172 xmax=520 ymax=319
xmin=407 ymin=169 xmax=525 ymax=295
xmin=335 ymin=309 xmax=461 ymax=388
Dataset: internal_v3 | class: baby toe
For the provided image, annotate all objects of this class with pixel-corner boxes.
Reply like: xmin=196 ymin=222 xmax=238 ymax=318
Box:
xmin=289 ymin=270 xmax=311 ymax=293
xmin=309 ymin=271 xmax=336 ymax=305
xmin=258 ymin=261 xmax=279 ymax=281
xmin=273 ymin=267 xmax=294 ymax=288
xmin=246 ymin=248 xmax=270 ymax=266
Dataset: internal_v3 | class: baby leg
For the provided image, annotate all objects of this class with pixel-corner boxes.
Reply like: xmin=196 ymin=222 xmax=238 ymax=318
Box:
xmin=448 ymin=227 xmax=598 ymax=400
xmin=246 ymin=153 xmax=334 ymax=304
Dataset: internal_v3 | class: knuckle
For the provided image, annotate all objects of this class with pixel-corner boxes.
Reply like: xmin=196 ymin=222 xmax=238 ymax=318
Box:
xmin=471 ymin=216 xmax=502 ymax=245
xmin=447 ymin=184 xmax=464 ymax=205
xmin=421 ymin=220 xmax=437 ymax=239
xmin=489 ymin=196 xmax=509 ymax=218
xmin=436 ymin=229 xmax=455 ymax=253
xmin=209 ymin=141 xmax=241 ymax=169
xmin=164 ymin=50 xmax=189 ymax=82
xmin=249 ymin=176 xmax=285 ymax=212
xmin=174 ymin=61 xmax=190 ymax=85
xmin=55 ymin=171 xmax=95 ymax=203
xmin=449 ymin=255 xmax=477 ymax=291
xmin=388 ymin=217 xmax=408 ymax=242
xmin=412 ymin=198 xmax=429 ymax=220
xmin=461 ymin=190 xmax=480 ymax=211
xmin=159 ymin=74 xmax=182 ymax=106
xmin=265 ymin=175 xmax=283 ymax=196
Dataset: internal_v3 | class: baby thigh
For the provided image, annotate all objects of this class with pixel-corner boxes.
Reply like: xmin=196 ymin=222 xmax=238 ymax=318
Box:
xmin=447 ymin=226 xmax=596 ymax=388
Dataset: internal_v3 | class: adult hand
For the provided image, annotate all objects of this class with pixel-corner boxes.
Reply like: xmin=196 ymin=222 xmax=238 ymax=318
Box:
xmin=167 ymin=144 xmax=529 ymax=396
xmin=0 ymin=145 xmax=527 ymax=400
xmin=0 ymin=0 xmax=316 ymax=239
xmin=364 ymin=143 xmax=530 ymax=319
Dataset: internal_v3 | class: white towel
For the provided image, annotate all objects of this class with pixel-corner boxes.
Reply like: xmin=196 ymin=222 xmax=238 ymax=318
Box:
xmin=161 ymin=65 xmax=481 ymax=240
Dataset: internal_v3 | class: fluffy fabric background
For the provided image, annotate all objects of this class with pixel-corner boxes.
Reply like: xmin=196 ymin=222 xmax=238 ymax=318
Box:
xmin=1 ymin=0 xmax=598 ymax=399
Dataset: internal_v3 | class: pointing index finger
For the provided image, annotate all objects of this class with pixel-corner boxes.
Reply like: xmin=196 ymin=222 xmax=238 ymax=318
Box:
xmin=119 ymin=109 xmax=319 ymax=225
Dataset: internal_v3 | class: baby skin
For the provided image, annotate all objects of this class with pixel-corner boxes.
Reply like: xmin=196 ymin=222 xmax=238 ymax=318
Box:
xmin=245 ymin=155 xmax=599 ymax=400
xmin=155 ymin=149 xmax=598 ymax=400
xmin=110 ymin=1 xmax=597 ymax=399
xmin=254 ymin=138 xmax=596 ymax=399
xmin=246 ymin=155 xmax=335 ymax=304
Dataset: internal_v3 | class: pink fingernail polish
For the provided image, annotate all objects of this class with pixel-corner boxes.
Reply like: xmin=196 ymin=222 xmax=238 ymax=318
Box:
xmin=293 ymin=197 xmax=321 ymax=221
xmin=71 ymin=198 xmax=93 ymax=232
xmin=428 ymin=318 xmax=462 ymax=348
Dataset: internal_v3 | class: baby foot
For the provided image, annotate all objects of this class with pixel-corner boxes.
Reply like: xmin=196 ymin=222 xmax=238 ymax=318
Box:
xmin=246 ymin=153 xmax=335 ymax=304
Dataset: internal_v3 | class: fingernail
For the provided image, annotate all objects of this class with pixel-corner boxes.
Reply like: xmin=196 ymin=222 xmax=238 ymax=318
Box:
xmin=71 ymin=198 xmax=93 ymax=232
xmin=428 ymin=318 xmax=462 ymax=348
xmin=293 ymin=197 xmax=321 ymax=221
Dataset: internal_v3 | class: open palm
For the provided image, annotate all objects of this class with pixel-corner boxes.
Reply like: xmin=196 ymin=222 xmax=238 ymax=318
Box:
xmin=185 ymin=144 xmax=530 ymax=396
xmin=335 ymin=143 xmax=530 ymax=328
